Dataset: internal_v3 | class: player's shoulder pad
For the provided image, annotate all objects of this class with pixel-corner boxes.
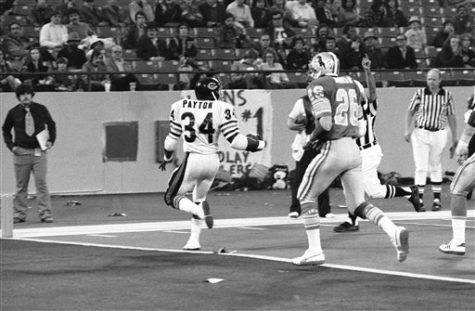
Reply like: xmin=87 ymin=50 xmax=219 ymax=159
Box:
xmin=308 ymin=76 xmax=335 ymax=89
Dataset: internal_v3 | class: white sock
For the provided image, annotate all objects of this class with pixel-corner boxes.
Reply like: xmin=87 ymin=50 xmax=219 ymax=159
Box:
xmin=365 ymin=206 xmax=397 ymax=239
xmin=452 ymin=219 xmax=466 ymax=245
xmin=178 ymin=198 xmax=204 ymax=218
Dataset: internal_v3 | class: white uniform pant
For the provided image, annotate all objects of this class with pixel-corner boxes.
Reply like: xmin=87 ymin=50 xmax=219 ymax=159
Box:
xmin=450 ymin=153 xmax=475 ymax=196
xmin=411 ymin=128 xmax=448 ymax=185
xmin=361 ymin=144 xmax=386 ymax=199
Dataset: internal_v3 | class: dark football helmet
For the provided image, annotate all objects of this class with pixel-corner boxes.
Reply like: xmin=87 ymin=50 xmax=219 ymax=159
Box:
xmin=194 ymin=77 xmax=221 ymax=100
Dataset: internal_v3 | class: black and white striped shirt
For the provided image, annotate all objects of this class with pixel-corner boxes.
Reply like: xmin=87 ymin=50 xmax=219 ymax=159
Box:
xmin=409 ymin=87 xmax=455 ymax=131
xmin=357 ymin=98 xmax=378 ymax=149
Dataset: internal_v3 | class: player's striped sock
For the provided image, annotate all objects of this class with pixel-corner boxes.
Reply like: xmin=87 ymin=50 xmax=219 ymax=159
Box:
xmin=301 ymin=202 xmax=322 ymax=253
xmin=355 ymin=202 xmax=397 ymax=238
xmin=417 ymin=185 xmax=425 ymax=201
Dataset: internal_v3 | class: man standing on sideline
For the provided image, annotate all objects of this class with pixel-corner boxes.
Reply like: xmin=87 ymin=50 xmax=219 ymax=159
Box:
xmin=159 ymin=77 xmax=266 ymax=250
xmin=404 ymin=69 xmax=457 ymax=211
xmin=334 ymin=56 xmax=421 ymax=232
xmin=2 ymin=84 xmax=56 ymax=223
xmin=439 ymin=92 xmax=475 ymax=256
xmin=292 ymin=52 xmax=409 ymax=266
xmin=287 ymin=75 xmax=332 ymax=219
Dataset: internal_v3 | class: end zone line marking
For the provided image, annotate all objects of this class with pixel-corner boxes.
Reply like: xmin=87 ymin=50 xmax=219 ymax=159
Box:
xmin=16 ymin=237 xmax=475 ymax=285
xmin=87 ymin=234 xmax=117 ymax=238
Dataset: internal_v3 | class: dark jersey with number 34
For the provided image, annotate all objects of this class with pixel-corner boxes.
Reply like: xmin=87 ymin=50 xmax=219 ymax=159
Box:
xmin=306 ymin=75 xmax=363 ymax=141
xmin=168 ymin=98 xmax=239 ymax=154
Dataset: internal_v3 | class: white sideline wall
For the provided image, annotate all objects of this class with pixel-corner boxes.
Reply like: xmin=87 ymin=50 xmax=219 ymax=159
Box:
xmin=0 ymin=87 xmax=472 ymax=195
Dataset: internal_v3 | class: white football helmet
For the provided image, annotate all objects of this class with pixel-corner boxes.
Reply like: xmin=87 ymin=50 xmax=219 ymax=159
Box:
xmin=308 ymin=52 xmax=340 ymax=80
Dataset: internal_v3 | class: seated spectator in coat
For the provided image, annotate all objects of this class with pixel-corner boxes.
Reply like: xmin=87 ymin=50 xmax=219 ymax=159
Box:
xmin=432 ymin=20 xmax=455 ymax=48
xmin=199 ymin=0 xmax=227 ymax=27
xmin=52 ymin=56 xmax=77 ymax=91
xmin=39 ymin=10 xmax=68 ymax=61
xmin=251 ymin=0 xmax=272 ymax=28
xmin=366 ymin=1 xmax=393 ymax=27
xmin=312 ymin=24 xmax=331 ymax=53
xmin=155 ymin=0 xmax=183 ymax=27
xmin=226 ymin=0 xmax=254 ymax=28
xmin=30 ymin=0 xmax=55 ymax=27
xmin=85 ymin=37 xmax=106 ymax=60
xmin=78 ymin=0 xmax=103 ymax=27
xmin=136 ymin=23 xmax=169 ymax=61
xmin=340 ymin=35 xmax=364 ymax=70
xmin=314 ymin=0 xmax=336 ymax=26
xmin=122 ymin=11 xmax=147 ymax=49
xmin=228 ymin=48 xmax=264 ymax=89
xmin=0 ymin=47 xmax=22 ymax=91
xmin=431 ymin=35 xmax=464 ymax=68
xmin=259 ymin=49 xmax=292 ymax=89
xmin=22 ymin=46 xmax=54 ymax=91
xmin=288 ymin=0 xmax=317 ymax=28
xmin=362 ymin=30 xmax=385 ymax=69
xmin=386 ymin=34 xmax=417 ymax=69
xmin=217 ymin=13 xmax=249 ymax=49
xmin=66 ymin=8 xmax=96 ymax=40
xmin=98 ymin=0 xmax=128 ymax=27
xmin=129 ymin=0 xmax=155 ymax=24
xmin=168 ymin=24 xmax=197 ymax=61
xmin=322 ymin=34 xmax=340 ymax=57
xmin=453 ymin=5 xmax=472 ymax=35
xmin=341 ymin=0 xmax=362 ymax=26
xmin=80 ymin=49 xmax=109 ymax=92
xmin=56 ymin=0 xmax=81 ymax=24
xmin=404 ymin=17 xmax=427 ymax=51
xmin=2 ymin=23 xmax=32 ymax=60
xmin=266 ymin=10 xmax=295 ymax=50
xmin=286 ymin=35 xmax=310 ymax=70
xmin=180 ymin=0 xmax=204 ymax=27
xmin=105 ymin=44 xmax=140 ymax=91
xmin=460 ymin=33 xmax=475 ymax=68
xmin=336 ymin=24 xmax=357 ymax=56
xmin=385 ymin=0 xmax=408 ymax=27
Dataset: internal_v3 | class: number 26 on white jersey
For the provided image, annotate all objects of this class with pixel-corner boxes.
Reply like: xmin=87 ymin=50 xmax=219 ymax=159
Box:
xmin=334 ymin=88 xmax=359 ymax=126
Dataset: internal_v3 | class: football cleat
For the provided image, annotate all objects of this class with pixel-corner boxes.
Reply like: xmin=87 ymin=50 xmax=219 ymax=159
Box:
xmin=292 ymin=249 xmax=325 ymax=266
xmin=439 ymin=240 xmax=465 ymax=255
xmin=333 ymin=221 xmax=359 ymax=232
xmin=408 ymin=186 xmax=422 ymax=212
xmin=183 ymin=239 xmax=201 ymax=251
xmin=394 ymin=226 xmax=409 ymax=262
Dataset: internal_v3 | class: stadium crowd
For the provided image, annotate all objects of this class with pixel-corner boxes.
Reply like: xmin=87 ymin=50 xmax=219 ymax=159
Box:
xmin=0 ymin=0 xmax=473 ymax=92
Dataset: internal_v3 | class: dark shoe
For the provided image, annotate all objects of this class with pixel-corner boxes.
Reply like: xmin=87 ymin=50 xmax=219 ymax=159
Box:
xmin=201 ymin=201 xmax=213 ymax=229
xmin=333 ymin=221 xmax=359 ymax=232
xmin=432 ymin=199 xmax=442 ymax=211
xmin=40 ymin=215 xmax=54 ymax=223
xmin=419 ymin=201 xmax=426 ymax=212
xmin=14 ymin=216 xmax=25 ymax=223
xmin=408 ymin=186 xmax=422 ymax=212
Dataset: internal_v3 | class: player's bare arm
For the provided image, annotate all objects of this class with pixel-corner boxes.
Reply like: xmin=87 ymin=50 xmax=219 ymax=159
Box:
xmin=404 ymin=109 xmax=415 ymax=143
xmin=362 ymin=56 xmax=377 ymax=102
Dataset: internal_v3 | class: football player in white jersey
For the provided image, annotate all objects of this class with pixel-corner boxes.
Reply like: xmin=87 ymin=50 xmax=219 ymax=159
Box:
xmin=160 ymin=77 xmax=266 ymax=250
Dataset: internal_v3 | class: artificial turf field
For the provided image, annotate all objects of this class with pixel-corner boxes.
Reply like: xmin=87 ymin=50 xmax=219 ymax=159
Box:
xmin=1 ymin=188 xmax=474 ymax=310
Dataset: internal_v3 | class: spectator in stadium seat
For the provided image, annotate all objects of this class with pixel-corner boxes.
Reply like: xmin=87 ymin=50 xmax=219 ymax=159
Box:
xmin=340 ymin=0 xmax=362 ymax=26
xmin=251 ymin=0 xmax=272 ymax=28
xmin=322 ymin=34 xmax=340 ymax=57
xmin=228 ymin=48 xmax=264 ymax=89
xmin=385 ymin=0 xmax=408 ymax=27
xmin=122 ymin=11 xmax=147 ymax=49
xmin=217 ymin=13 xmax=249 ymax=49
xmin=98 ymin=0 xmax=129 ymax=27
xmin=78 ymin=0 xmax=103 ymax=27
xmin=266 ymin=10 xmax=295 ymax=50
xmin=453 ymin=5 xmax=472 ymax=35
xmin=386 ymin=34 xmax=417 ymax=69
xmin=404 ymin=17 xmax=427 ymax=51
xmin=340 ymin=35 xmax=364 ymax=70
xmin=168 ymin=24 xmax=197 ymax=61
xmin=253 ymin=33 xmax=286 ymax=66
xmin=180 ymin=0 xmax=204 ymax=27
xmin=136 ymin=22 xmax=169 ymax=61
xmin=129 ymin=0 xmax=155 ymax=23
xmin=288 ymin=0 xmax=317 ymax=28
xmin=431 ymin=35 xmax=464 ymax=68
xmin=2 ymin=23 xmax=32 ymax=60
xmin=155 ymin=0 xmax=183 ymax=27
xmin=39 ymin=10 xmax=68 ymax=62
xmin=460 ymin=33 xmax=475 ymax=68
xmin=56 ymin=0 xmax=81 ymax=24
xmin=314 ymin=0 xmax=336 ymax=26
xmin=312 ymin=24 xmax=332 ymax=54
xmin=432 ymin=20 xmax=455 ymax=48
xmin=362 ymin=30 xmax=385 ymax=69
xmin=22 ymin=46 xmax=54 ymax=91
xmin=80 ymin=49 xmax=109 ymax=92
xmin=105 ymin=44 xmax=140 ymax=91
xmin=30 ymin=0 xmax=55 ymax=27
xmin=66 ymin=8 xmax=96 ymax=40
xmin=199 ymin=0 xmax=226 ymax=27
xmin=336 ymin=23 xmax=357 ymax=56
xmin=0 ymin=47 xmax=22 ymax=92
xmin=52 ymin=57 xmax=76 ymax=91
xmin=226 ymin=0 xmax=254 ymax=28
xmin=259 ymin=48 xmax=292 ymax=89
xmin=365 ymin=1 xmax=393 ymax=27
xmin=327 ymin=0 xmax=346 ymax=27
xmin=286 ymin=35 xmax=310 ymax=70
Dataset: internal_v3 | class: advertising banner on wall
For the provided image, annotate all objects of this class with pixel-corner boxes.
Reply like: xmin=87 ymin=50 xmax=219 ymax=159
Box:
xmin=180 ymin=89 xmax=273 ymax=177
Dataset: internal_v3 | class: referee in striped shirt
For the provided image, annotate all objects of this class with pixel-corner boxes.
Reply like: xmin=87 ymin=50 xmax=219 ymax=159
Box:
xmin=404 ymin=68 xmax=457 ymax=211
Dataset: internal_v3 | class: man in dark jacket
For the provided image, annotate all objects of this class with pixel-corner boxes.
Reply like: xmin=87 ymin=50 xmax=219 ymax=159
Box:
xmin=386 ymin=34 xmax=417 ymax=69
